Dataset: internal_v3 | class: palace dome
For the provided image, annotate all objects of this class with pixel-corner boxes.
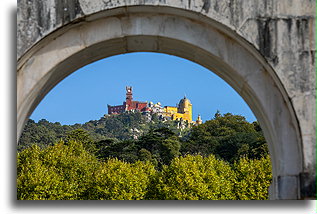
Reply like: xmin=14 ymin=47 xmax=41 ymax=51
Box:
xmin=178 ymin=96 xmax=191 ymax=110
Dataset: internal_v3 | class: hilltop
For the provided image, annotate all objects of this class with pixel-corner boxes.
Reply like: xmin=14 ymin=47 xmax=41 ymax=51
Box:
xmin=18 ymin=111 xmax=268 ymax=165
xmin=18 ymin=111 xmax=190 ymax=151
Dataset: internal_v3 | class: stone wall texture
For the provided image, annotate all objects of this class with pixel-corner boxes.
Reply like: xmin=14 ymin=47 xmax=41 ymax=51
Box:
xmin=17 ymin=0 xmax=316 ymax=199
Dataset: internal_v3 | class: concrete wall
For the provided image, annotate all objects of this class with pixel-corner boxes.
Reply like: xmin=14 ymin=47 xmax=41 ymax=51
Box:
xmin=17 ymin=0 xmax=316 ymax=199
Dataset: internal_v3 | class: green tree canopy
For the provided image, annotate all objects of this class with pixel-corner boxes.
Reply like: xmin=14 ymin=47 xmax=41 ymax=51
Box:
xmin=182 ymin=112 xmax=268 ymax=162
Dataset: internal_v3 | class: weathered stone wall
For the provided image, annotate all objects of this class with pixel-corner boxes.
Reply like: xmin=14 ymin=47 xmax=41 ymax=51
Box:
xmin=17 ymin=0 xmax=316 ymax=199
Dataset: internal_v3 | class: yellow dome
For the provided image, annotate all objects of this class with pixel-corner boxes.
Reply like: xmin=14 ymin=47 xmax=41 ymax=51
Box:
xmin=179 ymin=96 xmax=191 ymax=106
xmin=178 ymin=96 xmax=192 ymax=115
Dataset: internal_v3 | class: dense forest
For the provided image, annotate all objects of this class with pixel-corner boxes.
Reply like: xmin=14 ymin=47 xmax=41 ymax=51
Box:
xmin=17 ymin=112 xmax=271 ymax=200
xmin=18 ymin=111 xmax=190 ymax=151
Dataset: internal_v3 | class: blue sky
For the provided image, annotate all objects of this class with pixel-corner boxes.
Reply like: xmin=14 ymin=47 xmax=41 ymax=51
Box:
xmin=30 ymin=52 xmax=256 ymax=125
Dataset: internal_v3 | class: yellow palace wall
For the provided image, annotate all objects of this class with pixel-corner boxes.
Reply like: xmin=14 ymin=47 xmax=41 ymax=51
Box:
xmin=163 ymin=103 xmax=192 ymax=123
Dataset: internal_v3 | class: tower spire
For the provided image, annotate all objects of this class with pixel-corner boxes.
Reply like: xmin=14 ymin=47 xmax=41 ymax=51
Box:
xmin=126 ymin=86 xmax=133 ymax=101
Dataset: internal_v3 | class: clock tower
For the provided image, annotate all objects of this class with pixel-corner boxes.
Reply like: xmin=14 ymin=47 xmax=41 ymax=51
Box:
xmin=126 ymin=86 xmax=133 ymax=105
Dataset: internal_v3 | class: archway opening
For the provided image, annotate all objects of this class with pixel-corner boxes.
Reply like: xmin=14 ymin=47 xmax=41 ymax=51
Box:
xmin=18 ymin=52 xmax=272 ymax=200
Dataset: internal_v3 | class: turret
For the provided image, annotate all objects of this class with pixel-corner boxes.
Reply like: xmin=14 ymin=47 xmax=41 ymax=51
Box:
xmin=196 ymin=114 xmax=202 ymax=125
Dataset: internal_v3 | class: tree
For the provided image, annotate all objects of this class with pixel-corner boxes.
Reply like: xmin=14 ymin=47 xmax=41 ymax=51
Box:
xmin=233 ymin=155 xmax=272 ymax=200
xmin=66 ymin=129 xmax=96 ymax=154
xmin=182 ymin=112 xmax=269 ymax=162
xmin=18 ymin=119 xmax=58 ymax=151
xmin=138 ymin=128 xmax=181 ymax=166
xmin=147 ymin=154 xmax=237 ymax=200
xmin=94 ymin=138 xmax=118 ymax=160
xmin=91 ymin=159 xmax=156 ymax=200
xmin=160 ymin=137 xmax=181 ymax=165
xmin=17 ymin=142 xmax=272 ymax=200
xmin=17 ymin=140 xmax=99 ymax=200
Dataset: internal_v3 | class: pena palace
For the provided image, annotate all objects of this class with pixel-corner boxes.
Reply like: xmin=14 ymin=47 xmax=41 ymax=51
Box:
xmin=107 ymin=86 xmax=202 ymax=125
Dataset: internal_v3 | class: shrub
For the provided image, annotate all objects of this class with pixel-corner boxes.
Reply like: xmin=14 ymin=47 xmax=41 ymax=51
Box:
xmin=92 ymin=159 xmax=156 ymax=200
xmin=17 ymin=140 xmax=99 ymax=200
xmin=17 ymin=143 xmax=272 ymax=200
xmin=149 ymin=154 xmax=237 ymax=200
xmin=233 ymin=155 xmax=272 ymax=200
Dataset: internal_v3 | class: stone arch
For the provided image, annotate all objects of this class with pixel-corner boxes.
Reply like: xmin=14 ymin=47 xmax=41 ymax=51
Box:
xmin=17 ymin=4 xmax=314 ymax=199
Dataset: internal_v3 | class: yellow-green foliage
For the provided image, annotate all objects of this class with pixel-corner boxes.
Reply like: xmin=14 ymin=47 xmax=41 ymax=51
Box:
xmin=17 ymin=140 xmax=99 ymax=200
xmin=17 ymin=141 xmax=156 ymax=200
xmin=233 ymin=155 xmax=272 ymax=200
xmin=148 ymin=155 xmax=237 ymax=200
xmin=92 ymin=159 xmax=156 ymax=200
xmin=17 ymin=141 xmax=272 ymax=200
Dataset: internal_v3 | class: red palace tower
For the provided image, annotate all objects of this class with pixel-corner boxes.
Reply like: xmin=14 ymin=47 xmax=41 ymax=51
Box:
xmin=107 ymin=86 xmax=148 ymax=114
